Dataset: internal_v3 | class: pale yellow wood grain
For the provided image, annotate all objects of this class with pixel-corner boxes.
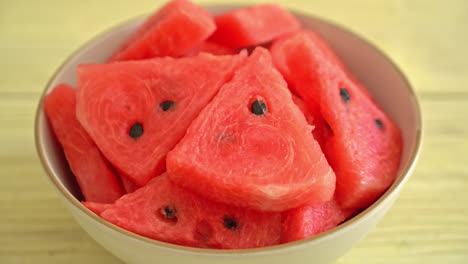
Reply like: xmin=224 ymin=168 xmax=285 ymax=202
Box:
xmin=1 ymin=0 xmax=467 ymax=263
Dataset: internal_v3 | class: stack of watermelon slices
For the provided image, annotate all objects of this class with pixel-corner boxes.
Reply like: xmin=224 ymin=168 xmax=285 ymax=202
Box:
xmin=44 ymin=0 xmax=402 ymax=249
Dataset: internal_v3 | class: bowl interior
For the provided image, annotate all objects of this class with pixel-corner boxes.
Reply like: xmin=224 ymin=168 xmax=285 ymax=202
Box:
xmin=35 ymin=5 xmax=422 ymax=253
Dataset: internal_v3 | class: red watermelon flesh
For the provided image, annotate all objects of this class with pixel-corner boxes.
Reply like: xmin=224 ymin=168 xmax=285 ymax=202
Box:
xmin=108 ymin=0 xmax=215 ymax=61
xmin=281 ymin=199 xmax=356 ymax=243
xmin=76 ymin=52 xmax=247 ymax=187
xmin=98 ymin=173 xmax=281 ymax=249
xmin=82 ymin=201 xmax=113 ymax=215
xmin=186 ymin=41 xmax=237 ymax=57
xmin=291 ymin=94 xmax=331 ymax=147
xmin=271 ymin=30 xmax=373 ymax=100
xmin=167 ymin=48 xmax=335 ymax=212
xmin=118 ymin=172 xmax=140 ymax=194
xmin=43 ymin=84 xmax=124 ymax=203
xmin=209 ymin=4 xmax=301 ymax=48
xmin=271 ymin=31 xmax=402 ymax=208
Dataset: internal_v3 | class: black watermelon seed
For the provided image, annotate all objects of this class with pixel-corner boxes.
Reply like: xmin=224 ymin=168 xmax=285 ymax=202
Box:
xmin=159 ymin=100 xmax=175 ymax=111
xmin=159 ymin=205 xmax=178 ymax=224
xmin=251 ymin=99 xmax=267 ymax=115
xmin=339 ymin=88 xmax=350 ymax=103
xmin=162 ymin=205 xmax=177 ymax=219
xmin=375 ymin=119 xmax=383 ymax=130
xmin=129 ymin=122 xmax=143 ymax=139
xmin=223 ymin=216 xmax=238 ymax=231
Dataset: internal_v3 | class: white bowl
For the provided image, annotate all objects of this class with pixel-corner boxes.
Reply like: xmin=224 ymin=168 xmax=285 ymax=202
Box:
xmin=35 ymin=5 xmax=422 ymax=264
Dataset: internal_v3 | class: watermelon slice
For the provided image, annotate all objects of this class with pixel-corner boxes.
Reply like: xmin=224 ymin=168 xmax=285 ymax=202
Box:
xmin=91 ymin=173 xmax=281 ymax=249
xmin=43 ymin=84 xmax=124 ymax=203
xmin=271 ymin=31 xmax=402 ymax=208
xmin=281 ymin=199 xmax=356 ymax=243
xmin=209 ymin=4 xmax=301 ymax=48
xmin=76 ymin=52 xmax=246 ymax=187
xmin=167 ymin=48 xmax=336 ymax=212
xmin=108 ymin=0 xmax=215 ymax=61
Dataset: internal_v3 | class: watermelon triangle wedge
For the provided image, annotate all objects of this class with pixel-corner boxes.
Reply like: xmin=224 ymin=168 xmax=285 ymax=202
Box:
xmin=281 ymin=199 xmax=356 ymax=243
xmin=271 ymin=31 xmax=402 ymax=208
xmin=209 ymin=4 xmax=301 ymax=48
xmin=84 ymin=173 xmax=281 ymax=249
xmin=108 ymin=0 xmax=215 ymax=61
xmin=43 ymin=84 xmax=124 ymax=203
xmin=76 ymin=52 xmax=247 ymax=187
xmin=167 ymin=47 xmax=336 ymax=212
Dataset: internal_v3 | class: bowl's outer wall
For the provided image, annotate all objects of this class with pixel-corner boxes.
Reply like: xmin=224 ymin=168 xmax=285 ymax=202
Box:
xmin=36 ymin=5 xmax=422 ymax=264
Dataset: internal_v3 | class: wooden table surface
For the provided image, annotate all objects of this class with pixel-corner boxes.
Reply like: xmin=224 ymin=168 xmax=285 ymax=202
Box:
xmin=1 ymin=0 xmax=467 ymax=263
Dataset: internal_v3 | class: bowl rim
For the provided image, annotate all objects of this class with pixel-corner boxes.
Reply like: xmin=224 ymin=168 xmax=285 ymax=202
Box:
xmin=34 ymin=4 xmax=423 ymax=256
